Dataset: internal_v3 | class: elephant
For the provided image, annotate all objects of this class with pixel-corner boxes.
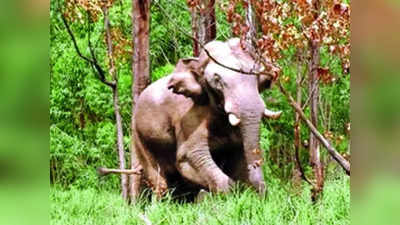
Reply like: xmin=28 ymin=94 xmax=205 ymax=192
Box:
xmin=133 ymin=38 xmax=281 ymax=198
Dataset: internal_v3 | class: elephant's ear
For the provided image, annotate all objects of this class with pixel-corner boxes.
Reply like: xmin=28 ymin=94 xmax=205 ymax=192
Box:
xmin=167 ymin=58 xmax=205 ymax=98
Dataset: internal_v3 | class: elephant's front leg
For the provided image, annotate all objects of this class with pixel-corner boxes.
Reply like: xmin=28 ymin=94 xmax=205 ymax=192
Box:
xmin=230 ymin=152 xmax=266 ymax=195
xmin=176 ymin=141 xmax=233 ymax=192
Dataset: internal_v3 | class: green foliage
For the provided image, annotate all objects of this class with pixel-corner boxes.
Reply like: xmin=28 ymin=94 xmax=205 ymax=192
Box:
xmin=151 ymin=63 xmax=174 ymax=82
xmin=51 ymin=175 xmax=350 ymax=225
xmin=150 ymin=0 xmax=192 ymax=68
xmin=260 ymin=45 xmax=350 ymax=181
xmin=50 ymin=0 xmax=132 ymax=190
xmin=150 ymin=0 xmax=231 ymax=69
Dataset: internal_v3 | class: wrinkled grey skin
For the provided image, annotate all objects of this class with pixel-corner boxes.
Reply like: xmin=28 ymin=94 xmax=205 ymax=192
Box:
xmin=134 ymin=38 xmax=280 ymax=197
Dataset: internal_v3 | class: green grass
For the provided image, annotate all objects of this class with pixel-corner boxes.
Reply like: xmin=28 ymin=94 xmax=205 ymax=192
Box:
xmin=50 ymin=176 xmax=349 ymax=225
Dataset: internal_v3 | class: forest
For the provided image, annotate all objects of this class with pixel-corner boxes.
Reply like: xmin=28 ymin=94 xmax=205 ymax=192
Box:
xmin=50 ymin=0 xmax=350 ymax=224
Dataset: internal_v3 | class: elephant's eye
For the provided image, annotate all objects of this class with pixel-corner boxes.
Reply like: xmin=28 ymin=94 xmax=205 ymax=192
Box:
xmin=213 ymin=74 xmax=223 ymax=89
xmin=214 ymin=73 xmax=221 ymax=82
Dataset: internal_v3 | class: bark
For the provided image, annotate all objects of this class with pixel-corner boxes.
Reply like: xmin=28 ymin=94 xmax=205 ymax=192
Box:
xmin=130 ymin=0 xmax=151 ymax=201
xmin=278 ymin=82 xmax=350 ymax=175
xmin=190 ymin=0 xmax=216 ymax=56
xmin=293 ymin=67 xmax=302 ymax=178
xmin=308 ymin=40 xmax=324 ymax=201
xmin=104 ymin=6 xmax=129 ymax=200
xmin=293 ymin=53 xmax=313 ymax=186
xmin=206 ymin=1 xmax=216 ymax=41
xmin=191 ymin=9 xmax=201 ymax=57
xmin=112 ymin=90 xmax=129 ymax=199
xmin=245 ymin=1 xmax=257 ymax=55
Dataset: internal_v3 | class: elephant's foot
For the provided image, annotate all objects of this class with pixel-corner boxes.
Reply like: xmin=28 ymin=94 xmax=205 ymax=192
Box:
xmin=248 ymin=165 xmax=266 ymax=195
xmin=210 ymin=172 xmax=234 ymax=192
xmin=145 ymin=168 xmax=168 ymax=199
xmin=177 ymin=160 xmax=233 ymax=193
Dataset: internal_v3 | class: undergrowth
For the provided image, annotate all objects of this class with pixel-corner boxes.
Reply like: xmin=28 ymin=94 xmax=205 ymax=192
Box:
xmin=50 ymin=175 xmax=349 ymax=225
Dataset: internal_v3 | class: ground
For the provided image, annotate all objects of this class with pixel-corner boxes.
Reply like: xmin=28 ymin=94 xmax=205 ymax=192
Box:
xmin=50 ymin=175 xmax=349 ymax=225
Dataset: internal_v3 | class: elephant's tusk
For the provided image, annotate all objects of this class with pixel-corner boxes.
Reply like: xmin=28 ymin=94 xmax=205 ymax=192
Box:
xmin=228 ymin=113 xmax=241 ymax=126
xmin=263 ymin=108 xmax=282 ymax=119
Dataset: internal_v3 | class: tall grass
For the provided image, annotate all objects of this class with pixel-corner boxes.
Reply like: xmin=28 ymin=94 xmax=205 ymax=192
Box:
xmin=50 ymin=175 xmax=349 ymax=225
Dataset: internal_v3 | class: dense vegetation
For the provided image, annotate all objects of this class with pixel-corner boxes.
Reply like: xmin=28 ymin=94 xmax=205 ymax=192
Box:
xmin=50 ymin=0 xmax=350 ymax=224
xmin=51 ymin=176 xmax=349 ymax=225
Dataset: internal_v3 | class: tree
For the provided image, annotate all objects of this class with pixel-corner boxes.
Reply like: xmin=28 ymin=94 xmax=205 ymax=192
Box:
xmin=103 ymin=3 xmax=130 ymax=200
xmin=308 ymin=29 xmax=324 ymax=201
xmin=60 ymin=0 xmax=153 ymax=202
xmin=129 ymin=0 xmax=151 ymax=201
xmin=60 ymin=0 xmax=131 ymax=199
xmin=187 ymin=0 xmax=216 ymax=56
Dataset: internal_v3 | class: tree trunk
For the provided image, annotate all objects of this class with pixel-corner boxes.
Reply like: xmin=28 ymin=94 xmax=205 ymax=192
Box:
xmin=130 ymin=0 xmax=151 ymax=202
xmin=245 ymin=1 xmax=257 ymax=54
xmin=190 ymin=0 xmax=216 ymax=56
xmin=293 ymin=55 xmax=303 ymax=184
xmin=205 ymin=0 xmax=216 ymax=41
xmin=112 ymin=88 xmax=129 ymax=199
xmin=104 ymin=6 xmax=128 ymax=200
xmin=308 ymin=40 xmax=324 ymax=201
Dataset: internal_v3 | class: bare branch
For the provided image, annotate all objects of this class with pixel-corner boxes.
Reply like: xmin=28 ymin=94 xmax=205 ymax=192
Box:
xmin=97 ymin=167 xmax=142 ymax=176
xmin=59 ymin=6 xmax=115 ymax=88
xmin=278 ymin=81 xmax=350 ymax=175
xmin=87 ymin=10 xmax=116 ymax=88
xmin=102 ymin=6 xmax=117 ymax=81
xmin=60 ymin=10 xmax=93 ymax=64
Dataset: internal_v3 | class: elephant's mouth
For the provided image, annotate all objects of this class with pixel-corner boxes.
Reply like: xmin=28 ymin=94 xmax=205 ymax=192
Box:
xmin=205 ymin=83 xmax=282 ymax=127
xmin=205 ymin=83 xmax=226 ymax=114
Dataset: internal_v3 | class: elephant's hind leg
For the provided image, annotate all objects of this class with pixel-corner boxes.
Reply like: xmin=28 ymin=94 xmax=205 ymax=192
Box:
xmin=146 ymin=165 xmax=168 ymax=198
xmin=135 ymin=138 xmax=168 ymax=198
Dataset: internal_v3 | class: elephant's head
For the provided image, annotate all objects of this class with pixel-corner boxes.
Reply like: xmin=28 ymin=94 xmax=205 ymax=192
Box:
xmin=167 ymin=38 xmax=281 ymax=193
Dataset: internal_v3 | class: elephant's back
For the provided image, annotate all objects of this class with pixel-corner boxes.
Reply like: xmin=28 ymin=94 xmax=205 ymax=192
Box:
xmin=136 ymin=75 xmax=191 ymax=108
xmin=135 ymin=75 xmax=195 ymax=124
xmin=134 ymin=75 xmax=193 ymax=150
xmin=135 ymin=76 xmax=174 ymax=142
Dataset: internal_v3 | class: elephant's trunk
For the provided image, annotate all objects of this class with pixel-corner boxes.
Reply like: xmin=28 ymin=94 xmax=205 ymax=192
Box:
xmin=223 ymin=86 xmax=278 ymax=193
xmin=237 ymin=99 xmax=266 ymax=193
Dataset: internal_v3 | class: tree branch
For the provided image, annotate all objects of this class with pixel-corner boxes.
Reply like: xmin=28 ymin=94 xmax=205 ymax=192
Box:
xmin=59 ymin=7 xmax=115 ymax=88
xmin=102 ymin=6 xmax=117 ymax=81
xmin=278 ymin=81 xmax=350 ymax=175
xmin=97 ymin=167 xmax=142 ymax=176
xmin=87 ymin=10 xmax=116 ymax=88
xmin=60 ymin=10 xmax=93 ymax=64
